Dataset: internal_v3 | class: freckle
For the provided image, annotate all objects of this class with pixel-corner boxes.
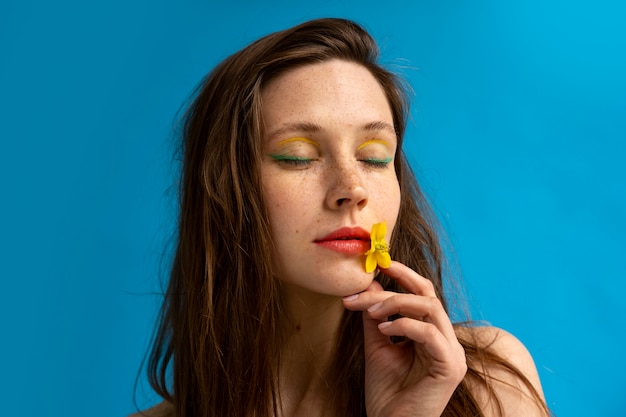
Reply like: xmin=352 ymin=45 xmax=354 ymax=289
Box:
xmin=295 ymin=324 xmax=301 ymax=331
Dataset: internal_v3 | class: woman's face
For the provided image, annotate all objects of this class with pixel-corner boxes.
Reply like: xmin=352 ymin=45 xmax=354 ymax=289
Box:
xmin=260 ymin=59 xmax=401 ymax=297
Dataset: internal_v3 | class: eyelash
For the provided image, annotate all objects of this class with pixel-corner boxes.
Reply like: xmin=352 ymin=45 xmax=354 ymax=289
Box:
xmin=361 ymin=157 xmax=393 ymax=168
xmin=270 ymin=155 xmax=314 ymax=166
xmin=269 ymin=155 xmax=393 ymax=168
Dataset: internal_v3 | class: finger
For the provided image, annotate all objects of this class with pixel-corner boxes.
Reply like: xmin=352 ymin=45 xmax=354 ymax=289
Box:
xmin=377 ymin=318 xmax=463 ymax=367
xmin=367 ymin=293 xmax=458 ymax=343
xmin=357 ymin=284 xmax=395 ymax=356
xmin=380 ymin=261 xmax=437 ymax=297
xmin=342 ymin=287 xmax=396 ymax=311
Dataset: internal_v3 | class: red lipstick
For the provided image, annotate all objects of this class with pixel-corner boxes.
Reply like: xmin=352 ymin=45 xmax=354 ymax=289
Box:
xmin=314 ymin=227 xmax=371 ymax=254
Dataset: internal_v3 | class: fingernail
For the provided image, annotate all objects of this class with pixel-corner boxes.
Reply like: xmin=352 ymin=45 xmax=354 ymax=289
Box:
xmin=367 ymin=302 xmax=382 ymax=312
xmin=378 ymin=321 xmax=392 ymax=329
xmin=343 ymin=294 xmax=359 ymax=302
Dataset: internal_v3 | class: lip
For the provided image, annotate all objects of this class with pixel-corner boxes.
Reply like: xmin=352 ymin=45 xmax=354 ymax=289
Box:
xmin=314 ymin=227 xmax=371 ymax=255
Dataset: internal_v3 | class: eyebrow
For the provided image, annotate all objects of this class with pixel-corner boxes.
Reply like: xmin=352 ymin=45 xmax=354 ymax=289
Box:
xmin=266 ymin=120 xmax=397 ymax=140
xmin=360 ymin=121 xmax=397 ymax=137
xmin=266 ymin=122 xmax=323 ymax=140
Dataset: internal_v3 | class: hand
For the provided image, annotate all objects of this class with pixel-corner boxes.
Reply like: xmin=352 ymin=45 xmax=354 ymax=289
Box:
xmin=343 ymin=261 xmax=467 ymax=417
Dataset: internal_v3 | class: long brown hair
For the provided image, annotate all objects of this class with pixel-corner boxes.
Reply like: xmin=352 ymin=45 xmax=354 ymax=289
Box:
xmin=145 ymin=18 xmax=549 ymax=417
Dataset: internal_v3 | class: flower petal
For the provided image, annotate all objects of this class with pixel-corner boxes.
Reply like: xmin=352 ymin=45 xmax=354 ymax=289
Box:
xmin=365 ymin=252 xmax=378 ymax=273
xmin=376 ymin=221 xmax=387 ymax=241
xmin=364 ymin=221 xmax=391 ymax=272
xmin=375 ymin=250 xmax=391 ymax=269
xmin=370 ymin=221 xmax=385 ymax=241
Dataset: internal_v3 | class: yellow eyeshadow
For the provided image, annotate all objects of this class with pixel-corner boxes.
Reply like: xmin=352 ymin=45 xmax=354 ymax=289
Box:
xmin=277 ymin=137 xmax=320 ymax=147
xmin=356 ymin=139 xmax=390 ymax=150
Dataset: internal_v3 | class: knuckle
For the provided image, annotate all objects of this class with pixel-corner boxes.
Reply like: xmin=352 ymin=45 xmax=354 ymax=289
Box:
xmin=456 ymin=357 xmax=469 ymax=379
xmin=455 ymin=345 xmax=468 ymax=379
xmin=452 ymin=362 xmax=468 ymax=382
xmin=423 ymin=278 xmax=435 ymax=292
xmin=427 ymin=296 xmax=442 ymax=312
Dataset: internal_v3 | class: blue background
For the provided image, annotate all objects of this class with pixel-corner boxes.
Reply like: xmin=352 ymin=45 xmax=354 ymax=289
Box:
xmin=1 ymin=1 xmax=624 ymax=416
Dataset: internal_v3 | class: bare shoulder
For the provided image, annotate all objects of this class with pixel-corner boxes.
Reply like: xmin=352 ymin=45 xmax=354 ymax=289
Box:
xmin=461 ymin=325 xmax=544 ymax=384
xmin=456 ymin=325 xmax=549 ymax=417
xmin=128 ymin=401 xmax=174 ymax=417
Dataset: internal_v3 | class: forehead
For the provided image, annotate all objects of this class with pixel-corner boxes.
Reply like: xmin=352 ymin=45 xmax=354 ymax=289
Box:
xmin=260 ymin=60 xmax=394 ymax=133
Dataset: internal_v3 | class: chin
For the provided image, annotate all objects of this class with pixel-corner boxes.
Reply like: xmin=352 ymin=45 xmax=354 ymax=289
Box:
xmin=281 ymin=262 xmax=374 ymax=297
xmin=335 ymin=272 xmax=375 ymax=297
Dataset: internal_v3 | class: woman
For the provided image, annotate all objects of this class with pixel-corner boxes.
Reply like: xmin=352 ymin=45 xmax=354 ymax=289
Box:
xmin=134 ymin=18 xmax=550 ymax=417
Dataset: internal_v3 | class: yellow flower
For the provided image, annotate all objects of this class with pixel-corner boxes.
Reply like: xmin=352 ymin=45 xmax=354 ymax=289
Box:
xmin=364 ymin=221 xmax=391 ymax=273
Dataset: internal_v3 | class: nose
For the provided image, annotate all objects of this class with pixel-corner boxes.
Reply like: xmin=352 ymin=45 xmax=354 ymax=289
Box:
xmin=325 ymin=163 xmax=369 ymax=210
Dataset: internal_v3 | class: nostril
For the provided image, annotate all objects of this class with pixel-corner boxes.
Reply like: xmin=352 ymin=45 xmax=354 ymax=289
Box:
xmin=328 ymin=180 xmax=368 ymax=210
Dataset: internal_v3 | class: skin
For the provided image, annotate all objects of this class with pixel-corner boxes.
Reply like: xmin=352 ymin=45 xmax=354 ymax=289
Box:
xmin=260 ymin=60 xmax=404 ymax=415
xmin=261 ymin=60 xmax=547 ymax=417
xmin=261 ymin=60 xmax=401 ymax=300
xmin=260 ymin=60 xmax=468 ymax=417
xmin=131 ymin=59 xmax=548 ymax=417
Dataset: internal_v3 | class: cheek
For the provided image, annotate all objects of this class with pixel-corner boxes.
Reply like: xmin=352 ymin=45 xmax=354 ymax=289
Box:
xmin=373 ymin=177 xmax=401 ymax=235
xmin=263 ymin=187 xmax=286 ymax=227
xmin=262 ymin=177 xmax=310 ymax=232
xmin=261 ymin=170 xmax=287 ymax=211
xmin=373 ymin=176 xmax=401 ymax=210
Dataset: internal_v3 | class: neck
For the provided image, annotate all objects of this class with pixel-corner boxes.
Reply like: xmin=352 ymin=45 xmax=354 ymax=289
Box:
xmin=278 ymin=284 xmax=346 ymax=417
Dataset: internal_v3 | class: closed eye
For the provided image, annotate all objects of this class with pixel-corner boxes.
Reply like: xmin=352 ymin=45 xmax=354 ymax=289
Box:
xmin=269 ymin=154 xmax=315 ymax=167
xmin=360 ymin=157 xmax=393 ymax=168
